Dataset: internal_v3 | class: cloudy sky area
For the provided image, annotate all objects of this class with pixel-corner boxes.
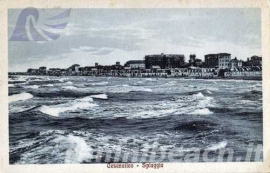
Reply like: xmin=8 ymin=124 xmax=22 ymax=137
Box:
xmin=8 ymin=8 xmax=261 ymax=72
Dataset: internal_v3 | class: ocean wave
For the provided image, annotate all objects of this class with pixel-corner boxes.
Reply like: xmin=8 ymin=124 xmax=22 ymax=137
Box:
xmin=76 ymin=96 xmax=94 ymax=102
xmin=127 ymin=86 xmax=153 ymax=92
xmin=39 ymin=101 xmax=97 ymax=117
xmin=172 ymin=120 xmax=217 ymax=132
xmin=135 ymin=81 xmax=144 ymax=85
xmin=53 ymin=134 xmax=91 ymax=163
xmin=165 ymin=81 xmax=177 ymax=85
xmin=188 ymin=108 xmax=213 ymax=115
xmin=11 ymin=130 xmax=92 ymax=164
xmin=9 ymin=92 xmax=33 ymax=103
xmin=90 ymin=82 xmax=108 ymax=86
xmin=192 ymin=92 xmax=214 ymax=106
xmin=133 ymin=88 xmax=153 ymax=92
xmin=205 ymin=90 xmax=213 ymax=95
xmin=62 ymin=86 xmax=77 ymax=90
xmin=39 ymin=95 xmax=98 ymax=116
xmin=24 ymin=85 xmax=39 ymax=89
xmin=43 ymin=84 xmax=54 ymax=87
xmin=90 ymin=94 xmax=108 ymax=99
xmin=8 ymin=84 xmax=15 ymax=87
xmin=205 ymin=141 xmax=228 ymax=151
xmin=107 ymin=85 xmax=153 ymax=93
xmin=9 ymin=76 xmax=27 ymax=82
xmin=127 ymin=108 xmax=177 ymax=119
xmin=193 ymin=92 xmax=204 ymax=98
xmin=65 ymin=81 xmax=73 ymax=85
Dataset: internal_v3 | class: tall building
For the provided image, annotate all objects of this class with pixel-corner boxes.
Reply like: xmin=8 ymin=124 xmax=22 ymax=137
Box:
xmin=204 ymin=54 xmax=218 ymax=68
xmin=189 ymin=54 xmax=196 ymax=64
xmin=218 ymin=53 xmax=231 ymax=69
xmin=144 ymin=53 xmax=185 ymax=69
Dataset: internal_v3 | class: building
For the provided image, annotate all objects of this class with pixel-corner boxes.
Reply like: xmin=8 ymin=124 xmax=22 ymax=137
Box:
xmin=39 ymin=66 xmax=47 ymax=74
xmin=229 ymin=57 xmax=243 ymax=69
xmin=27 ymin=68 xmax=39 ymax=74
xmin=204 ymin=54 xmax=218 ymax=68
xmin=189 ymin=54 xmax=196 ymax=64
xmin=244 ymin=55 xmax=262 ymax=67
xmin=48 ymin=68 xmax=62 ymax=75
xmin=188 ymin=54 xmax=203 ymax=67
xmin=125 ymin=60 xmax=145 ymax=69
xmin=217 ymin=53 xmax=231 ymax=69
xmin=112 ymin=62 xmax=123 ymax=70
xmin=144 ymin=53 xmax=185 ymax=69
xmin=68 ymin=64 xmax=80 ymax=73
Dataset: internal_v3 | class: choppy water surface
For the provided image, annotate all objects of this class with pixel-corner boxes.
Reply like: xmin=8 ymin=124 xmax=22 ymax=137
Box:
xmin=9 ymin=76 xmax=262 ymax=164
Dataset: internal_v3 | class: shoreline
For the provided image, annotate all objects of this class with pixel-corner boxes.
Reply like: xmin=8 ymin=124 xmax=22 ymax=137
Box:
xmin=8 ymin=74 xmax=262 ymax=81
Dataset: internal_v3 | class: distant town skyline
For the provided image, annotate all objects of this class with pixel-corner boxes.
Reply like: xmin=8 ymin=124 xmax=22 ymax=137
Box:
xmin=8 ymin=8 xmax=261 ymax=72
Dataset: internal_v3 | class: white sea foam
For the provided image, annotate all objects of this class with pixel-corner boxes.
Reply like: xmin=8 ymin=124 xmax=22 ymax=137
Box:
xmin=135 ymin=81 xmax=144 ymax=84
xmin=192 ymin=92 xmax=214 ymax=107
xmin=53 ymin=135 xmax=91 ymax=163
xmin=165 ymin=81 xmax=177 ymax=85
xmin=90 ymin=82 xmax=108 ymax=86
xmin=9 ymin=77 xmax=27 ymax=82
xmin=133 ymin=108 xmax=177 ymax=119
xmin=39 ymin=95 xmax=97 ymax=116
xmin=205 ymin=141 xmax=228 ymax=151
xmin=57 ymin=79 xmax=64 ymax=82
xmin=43 ymin=84 xmax=54 ymax=87
xmin=28 ymin=79 xmax=43 ymax=82
xmin=131 ymin=87 xmax=153 ymax=92
xmin=39 ymin=101 xmax=97 ymax=117
xmin=9 ymin=92 xmax=33 ymax=103
xmin=24 ymin=85 xmax=39 ymax=89
xmin=189 ymin=108 xmax=213 ymax=115
xmin=76 ymin=96 xmax=94 ymax=102
xmin=65 ymin=81 xmax=73 ymax=85
xmin=62 ymin=86 xmax=77 ymax=90
xmin=194 ymin=92 xmax=204 ymax=98
xmin=16 ymin=130 xmax=92 ymax=164
xmin=90 ymin=94 xmax=108 ymax=99
xmin=205 ymin=90 xmax=213 ymax=94
xmin=8 ymin=84 xmax=15 ymax=87
xmin=139 ymin=88 xmax=153 ymax=92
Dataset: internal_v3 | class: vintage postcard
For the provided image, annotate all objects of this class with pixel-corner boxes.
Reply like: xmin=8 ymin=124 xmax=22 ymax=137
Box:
xmin=0 ymin=0 xmax=270 ymax=173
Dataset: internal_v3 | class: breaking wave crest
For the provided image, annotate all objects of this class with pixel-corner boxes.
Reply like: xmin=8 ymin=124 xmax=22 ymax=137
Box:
xmin=90 ymin=82 xmax=108 ymax=86
xmin=189 ymin=108 xmax=213 ymax=115
xmin=10 ymin=130 xmax=92 ymax=164
xmin=206 ymin=141 xmax=228 ymax=151
xmin=62 ymin=86 xmax=77 ymax=90
xmin=90 ymin=94 xmax=108 ymax=99
xmin=9 ymin=92 xmax=33 ymax=103
xmin=24 ymin=85 xmax=39 ymax=89
xmin=39 ymin=96 xmax=98 ymax=116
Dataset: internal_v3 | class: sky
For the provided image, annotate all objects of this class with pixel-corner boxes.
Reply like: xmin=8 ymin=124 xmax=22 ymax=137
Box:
xmin=8 ymin=8 xmax=261 ymax=72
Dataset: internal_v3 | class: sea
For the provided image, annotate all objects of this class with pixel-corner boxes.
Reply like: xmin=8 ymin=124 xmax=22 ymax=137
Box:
xmin=8 ymin=75 xmax=263 ymax=164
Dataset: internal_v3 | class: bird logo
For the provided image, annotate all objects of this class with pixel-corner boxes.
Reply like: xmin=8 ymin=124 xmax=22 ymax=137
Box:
xmin=9 ymin=7 xmax=71 ymax=41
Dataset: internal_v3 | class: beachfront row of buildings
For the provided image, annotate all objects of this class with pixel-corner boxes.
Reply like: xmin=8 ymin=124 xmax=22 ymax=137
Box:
xmin=11 ymin=53 xmax=262 ymax=78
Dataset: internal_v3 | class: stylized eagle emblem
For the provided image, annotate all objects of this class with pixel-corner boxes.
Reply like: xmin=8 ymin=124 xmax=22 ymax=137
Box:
xmin=9 ymin=7 xmax=71 ymax=41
